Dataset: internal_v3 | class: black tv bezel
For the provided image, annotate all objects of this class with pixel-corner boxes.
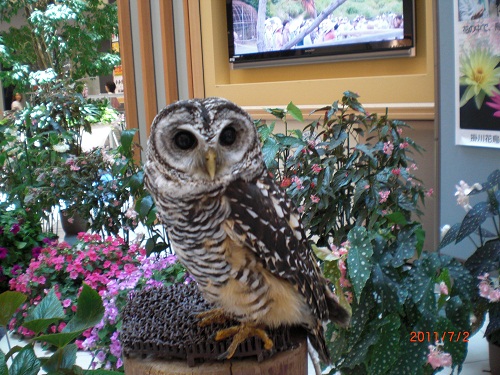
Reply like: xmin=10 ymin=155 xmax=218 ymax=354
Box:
xmin=226 ymin=0 xmax=416 ymax=69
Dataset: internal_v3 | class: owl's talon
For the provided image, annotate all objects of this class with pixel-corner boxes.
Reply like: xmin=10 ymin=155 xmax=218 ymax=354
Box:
xmin=215 ymin=323 xmax=274 ymax=359
xmin=196 ymin=308 xmax=229 ymax=327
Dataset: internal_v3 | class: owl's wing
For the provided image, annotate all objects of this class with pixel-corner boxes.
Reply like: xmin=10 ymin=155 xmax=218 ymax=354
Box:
xmin=224 ymin=170 xmax=329 ymax=322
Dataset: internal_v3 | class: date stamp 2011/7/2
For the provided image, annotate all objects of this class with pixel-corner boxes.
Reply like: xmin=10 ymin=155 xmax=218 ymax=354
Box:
xmin=410 ymin=331 xmax=470 ymax=343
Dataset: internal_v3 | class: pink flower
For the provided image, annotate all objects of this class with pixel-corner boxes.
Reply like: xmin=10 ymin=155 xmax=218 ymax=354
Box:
xmin=383 ymin=141 xmax=394 ymax=155
xmin=489 ymin=289 xmax=500 ymax=302
xmin=439 ymin=281 xmax=449 ymax=296
xmin=70 ymin=164 xmax=80 ymax=171
xmin=379 ymin=190 xmax=390 ymax=203
xmin=291 ymin=176 xmax=304 ymax=190
xmin=427 ymin=344 xmax=452 ymax=369
xmin=426 ymin=188 xmax=434 ymax=197
xmin=391 ymin=168 xmax=401 ymax=176
xmin=486 ymin=90 xmax=500 ymax=117
xmin=62 ymin=299 xmax=72 ymax=308
xmin=311 ymin=164 xmax=322 ymax=174
xmin=310 ymin=194 xmax=320 ymax=203
xmin=399 ymin=141 xmax=409 ymax=149
xmin=0 ymin=247 xmax=7 ymax=259
xmin=479 ymin=280 xmax=491 ymax=298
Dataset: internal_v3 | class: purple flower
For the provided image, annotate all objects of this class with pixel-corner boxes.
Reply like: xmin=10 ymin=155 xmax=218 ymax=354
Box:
xmin=10 ymin=223 xmax=20 ymax=235
xmin=31 ymin=246 xmax=42 ymax=259
xmin=11 ymin=264 xmax=22 ymax=275
xmin=0 ymin=247 xmax=8 ymax=259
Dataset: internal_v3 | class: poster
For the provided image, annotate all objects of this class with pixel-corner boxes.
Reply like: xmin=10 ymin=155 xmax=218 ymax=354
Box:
xmin=455 ymin=0 xmax=500 ymax=148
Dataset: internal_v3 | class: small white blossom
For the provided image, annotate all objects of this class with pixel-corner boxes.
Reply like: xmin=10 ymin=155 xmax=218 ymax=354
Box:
xmin=455 ymin=180 xmax=472 ymax=212
xmin=440 ymin=225 xmax=451 ymax=239
xmin=52 ymin=143 xmax=70 ymax=153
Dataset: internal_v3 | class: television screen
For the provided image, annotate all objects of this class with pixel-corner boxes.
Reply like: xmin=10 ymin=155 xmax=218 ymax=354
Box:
xmin=227 ymin=0 xmax=415 ymax=68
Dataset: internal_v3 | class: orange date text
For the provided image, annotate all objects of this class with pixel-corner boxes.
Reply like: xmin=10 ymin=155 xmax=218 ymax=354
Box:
xmin=410 ymin=331 xmax=469 ymax=343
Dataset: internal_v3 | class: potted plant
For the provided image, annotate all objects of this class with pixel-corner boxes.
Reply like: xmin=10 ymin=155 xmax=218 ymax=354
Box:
xmin=259 ymin=92 xmax=475 ymax=374
xmin=439 ymin=169 xmax=500 ymax=373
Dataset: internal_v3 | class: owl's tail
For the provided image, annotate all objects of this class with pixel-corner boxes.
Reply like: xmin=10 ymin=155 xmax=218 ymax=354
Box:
xmin=307 ymin=322 xmax=331 ymax=364
xmin=325 ymin=288 xmax=350 ymax=327
xmin=308 ymin=286 xmax=351 ymax=364
xmin=325 ymin=285 xmax=350 ymax=327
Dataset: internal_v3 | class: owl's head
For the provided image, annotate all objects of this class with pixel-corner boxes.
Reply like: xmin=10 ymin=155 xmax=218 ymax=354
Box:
xmin=145 ymin=98 xmax=264 ymax=196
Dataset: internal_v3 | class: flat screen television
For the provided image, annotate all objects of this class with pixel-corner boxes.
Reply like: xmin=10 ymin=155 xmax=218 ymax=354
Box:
xmin=226 ymin=0 xmax=416 ymax=69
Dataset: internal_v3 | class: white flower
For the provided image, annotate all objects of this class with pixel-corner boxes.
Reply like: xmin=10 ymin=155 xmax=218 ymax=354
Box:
xmin=440 ymin=225 xmax=451 ymax=239
xmin=125 ymin=208 xmax=138 ymax=219
xmin=52 ymin=142 xmax=70 ymax=153
xmin=455 ymin=180 xmax=472 ymax=212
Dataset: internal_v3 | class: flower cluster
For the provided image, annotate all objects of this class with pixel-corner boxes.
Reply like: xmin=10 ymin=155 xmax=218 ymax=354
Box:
xmin=478 ymin=274 xmax=500 ymax=303
xmin=427 ymin=341 xmax=452 ymax=369
xmin=9 ymin=233 xmax=186 ymax=370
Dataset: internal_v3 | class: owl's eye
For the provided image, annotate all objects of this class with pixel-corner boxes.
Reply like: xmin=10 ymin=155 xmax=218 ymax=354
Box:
xmin=219 ymin=126 xmax=237 ymax=146
xmin=174 ymin=131 xmax=197 ymax=150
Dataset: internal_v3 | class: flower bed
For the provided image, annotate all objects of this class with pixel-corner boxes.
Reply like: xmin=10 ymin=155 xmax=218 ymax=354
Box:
xmin=8 ymin=233 xmax=186 ymax=370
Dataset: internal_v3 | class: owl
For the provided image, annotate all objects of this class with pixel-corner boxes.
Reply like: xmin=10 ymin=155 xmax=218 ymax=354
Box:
xmin=144 ymin=97 xmax=349 ymax=363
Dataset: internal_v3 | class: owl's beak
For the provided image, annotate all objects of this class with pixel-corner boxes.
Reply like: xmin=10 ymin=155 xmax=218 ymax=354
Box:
xmin=205 ymin=149 xmax=217 ymax=180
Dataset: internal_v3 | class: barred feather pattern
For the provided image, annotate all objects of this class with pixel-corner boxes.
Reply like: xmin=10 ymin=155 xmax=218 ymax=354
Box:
xmin=144 ymin=97 xmax=349 ymax=363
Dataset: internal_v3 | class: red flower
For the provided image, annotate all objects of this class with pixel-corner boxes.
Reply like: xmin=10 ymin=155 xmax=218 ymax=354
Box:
xmin=280 ymin=177 xmax=292 ymax=188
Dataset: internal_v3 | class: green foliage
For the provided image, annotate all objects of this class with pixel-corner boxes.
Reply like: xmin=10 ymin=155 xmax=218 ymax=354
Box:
xmin=259 ymin=91 xmax=427 ymax=247
xmin=0 ymin=0 xmax=120 ymax=90
xmin=260 ymin=92 xmax=474 ymax=374
xmin=440 ymin=169 xmax=500 ymax=346
xmin=0 ymin=285 xmax=118 ymax=375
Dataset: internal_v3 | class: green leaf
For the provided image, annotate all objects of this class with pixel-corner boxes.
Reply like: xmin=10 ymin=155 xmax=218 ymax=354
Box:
xmin=464 ymin=239 xmax=500 ymax=277
xmin=261 ymin=138 xmax=281 ymax=168
xmin=385 ymin=211 xmax=408 ymax=226
xmin=370 ymin=315 xmax=401 ymax=374
xmin=0 ymin=291 xmax=27 ymax=327
xmin=64 ymin=284 xmax=104 ymax=333
xmin=391 ymin=227 xmax=418 ymax=267
xmin=343 ymin=330 xmax=378 ymax=369
xmin=456 ymin=201 xmax=491 ymax=243
xmin=34 ymin=332 xmax=82 ymax=349
xmin=119 ymin=129 xmax=137 ymax=155
xmin=23 ymin=289 xmax=65 ymax=334
xmin=438 ymin=223 xmax=461 ymax=250
xmin=0 ymin=350 xmax=8 ymax=375
xmin=286 ymin=102 xmax=303 ymax=122
xmin=408 ymin=255 xmax=440 ymax=315
xmin=372 ymin=265 xmax=404 ymax=313
xmin=9 ymin=344 xmax=40 ymax=375
xmin=137 ymin=195 xmax=155 ymax=218
xmin=35 ymin=284 xmax=103 ymax=348
xmin=347 ymin=227 xmax=374 ymax=301
xmin=265 ymin=107 xmax=285 ymax=120
xmin=42 ymin=344 xmax=78 ymax=373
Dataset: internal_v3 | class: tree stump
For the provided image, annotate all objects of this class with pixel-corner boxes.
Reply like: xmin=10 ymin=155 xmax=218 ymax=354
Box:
xmin=123 ymin=338 xmax=308 ymax=375
xmin=121 ymin=283 xmax=308 ymax=374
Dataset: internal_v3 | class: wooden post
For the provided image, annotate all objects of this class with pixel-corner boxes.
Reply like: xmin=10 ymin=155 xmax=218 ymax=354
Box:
xmin=123 ymin=337 xmax=308 ymax=375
